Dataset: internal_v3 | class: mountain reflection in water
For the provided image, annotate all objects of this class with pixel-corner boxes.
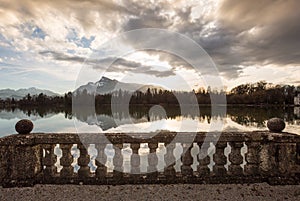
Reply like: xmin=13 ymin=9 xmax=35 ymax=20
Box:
xmin=0 ymin=106 xmax=299 ymax=136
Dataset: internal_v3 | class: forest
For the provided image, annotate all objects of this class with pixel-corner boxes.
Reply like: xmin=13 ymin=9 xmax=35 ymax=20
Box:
xmin=1 ymin=81 xmax=299 ymax=107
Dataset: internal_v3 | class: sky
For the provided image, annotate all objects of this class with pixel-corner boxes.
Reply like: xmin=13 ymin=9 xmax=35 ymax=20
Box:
xmin=0 ymin=0 xmax=299 ymax=93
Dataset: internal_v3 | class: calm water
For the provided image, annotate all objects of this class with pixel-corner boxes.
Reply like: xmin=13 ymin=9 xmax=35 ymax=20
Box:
xmin=0 ymin=106 xmax=299 ymax=137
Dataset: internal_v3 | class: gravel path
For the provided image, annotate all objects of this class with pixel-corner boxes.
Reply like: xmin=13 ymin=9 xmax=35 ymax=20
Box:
xmin=1 ymin=183 xmax=300 ymax=201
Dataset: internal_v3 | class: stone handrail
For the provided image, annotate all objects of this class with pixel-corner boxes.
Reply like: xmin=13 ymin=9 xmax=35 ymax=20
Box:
xmin=0 ymin=131 xmax=299 ymax=187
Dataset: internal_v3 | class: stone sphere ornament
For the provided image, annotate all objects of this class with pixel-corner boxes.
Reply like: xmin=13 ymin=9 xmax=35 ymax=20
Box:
xmin=15 ymin=119 xmax=34 ymax=134
xmin=267 ymin=118 xmax=285 ymax=133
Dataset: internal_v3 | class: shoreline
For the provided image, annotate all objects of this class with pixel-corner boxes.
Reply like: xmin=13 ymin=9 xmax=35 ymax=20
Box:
xmin=1 ymin=103 xmax=299 ymax=108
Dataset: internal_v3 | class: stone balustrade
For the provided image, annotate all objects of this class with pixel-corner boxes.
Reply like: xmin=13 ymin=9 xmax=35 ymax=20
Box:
xmin=0 ymin=131 xmax=299 ymax=187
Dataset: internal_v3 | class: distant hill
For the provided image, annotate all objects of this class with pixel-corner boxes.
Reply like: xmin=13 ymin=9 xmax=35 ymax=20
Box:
xmin=0 ymin=77 xmax=165 ymax=100
xmin=0 ymin=87 xmax=60 ymax=100
xmin=74 ymin=76 xmax=165 ymax=95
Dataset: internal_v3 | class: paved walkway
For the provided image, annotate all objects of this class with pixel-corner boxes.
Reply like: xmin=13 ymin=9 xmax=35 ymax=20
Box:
xmin=1 ymin=183 xmax=300 ymax=201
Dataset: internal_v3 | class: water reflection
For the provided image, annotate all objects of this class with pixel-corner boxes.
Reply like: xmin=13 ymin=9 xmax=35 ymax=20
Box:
xmin=0 ymin=106 xmax=299 ymax=136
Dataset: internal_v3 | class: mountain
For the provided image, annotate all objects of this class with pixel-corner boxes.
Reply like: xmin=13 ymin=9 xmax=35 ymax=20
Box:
xmin=75 ymin=113 xmax=148 ymax=131
xmin=0 ymin=87 xmax=60 ymax=100
xmin=74 ymin=76 xmax=165 ymax=95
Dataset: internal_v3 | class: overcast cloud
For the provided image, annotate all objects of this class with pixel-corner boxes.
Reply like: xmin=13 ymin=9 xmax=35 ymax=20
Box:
xmin=0 ymin=0 xmax=299 ymax=92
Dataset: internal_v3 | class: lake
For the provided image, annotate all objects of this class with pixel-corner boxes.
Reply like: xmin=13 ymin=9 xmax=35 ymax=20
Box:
xmin=0 ymin=106 xmax=299 ymax=137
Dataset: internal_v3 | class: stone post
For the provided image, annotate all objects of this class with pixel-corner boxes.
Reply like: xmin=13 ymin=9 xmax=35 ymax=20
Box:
xmin=2 ymin=135 xmax=42 ymax=187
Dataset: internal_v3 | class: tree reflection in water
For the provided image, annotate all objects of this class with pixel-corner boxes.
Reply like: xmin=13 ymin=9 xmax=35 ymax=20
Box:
xmin=1 ymin=105 xmax=298 ymax=132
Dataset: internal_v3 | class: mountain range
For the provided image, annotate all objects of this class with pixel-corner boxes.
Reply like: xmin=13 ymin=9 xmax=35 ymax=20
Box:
xmin=0 ymin=77 xmax=165 ymax=100
xmin=74 ymin=76 xmax=165 ymax=95
xmin=0 ymin=87 xmax=60 ymax=100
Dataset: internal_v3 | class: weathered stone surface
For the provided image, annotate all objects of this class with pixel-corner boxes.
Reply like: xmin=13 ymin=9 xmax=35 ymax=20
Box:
xmin=0 ymin=146 xmax=8 ymax=183
xmin=15 ymin=119 xmax=33 ymax=134
xmin=277 ymin=143 xmax=297 ymax=174
xmin=0 ymin=131 xmax=299 ymax=187
xmin=60 ymin=144 xmax=74 ymax=178
xmin=267 ymin=118 xmax=285 ymax=132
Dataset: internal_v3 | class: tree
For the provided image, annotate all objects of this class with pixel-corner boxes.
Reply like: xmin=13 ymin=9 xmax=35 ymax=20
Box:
xmin=26 ymin=93 xmax=32 ymax=101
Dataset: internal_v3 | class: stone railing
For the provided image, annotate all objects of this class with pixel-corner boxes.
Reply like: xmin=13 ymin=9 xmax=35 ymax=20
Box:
xmin=0 ymin=131 xmax=299 ymax=187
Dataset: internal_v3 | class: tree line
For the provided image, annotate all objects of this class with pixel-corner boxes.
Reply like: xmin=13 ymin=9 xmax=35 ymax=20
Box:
xmin=227 ymin=81 xmax=299 ymax=105
xmin=1 ymin=81 xmax=299 ymax=107
xmin=0 ymin=92 xmax=72 ymax=107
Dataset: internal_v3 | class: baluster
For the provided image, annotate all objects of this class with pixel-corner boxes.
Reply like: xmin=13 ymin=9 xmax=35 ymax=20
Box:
xmin=60 ymin=144 xmax=74 ymax=178
xmin=228 ymin=142 xmax=244 ymax=175
xmin=181 ymin=143 xmax=193 ymax=176
xmin=174 ymin=143 xmax=183 ymax=173
xmin=131 ymin=143 xmax=141 ymax=177
xmin=197 ymin=142 xmax=210 ymax=176
xmin=113 ymin=143 xmax=123 ymax=178
xmin=164 ymin=143 xmax=176 ymax=178
xmin=213 ymin=142 xmax=227 ymax=176
xmin=78 ymin=144 xmax=91 ymax=178
xmin=95 ymin=143 xmax=107 ymax=179
xmin=42 ymin=144 xmax=57 ymax=178
xmin=244 ymin=142 xmax=260 ymax=175
xmin=147 ymin=143 xmax=158 ymax=178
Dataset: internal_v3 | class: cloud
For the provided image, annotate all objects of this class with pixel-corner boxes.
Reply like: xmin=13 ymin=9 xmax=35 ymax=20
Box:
xmin=109 ymin=58 xmax=176 ymax=77
xmin=0 ymin=0 xmax=300 ymax=89
xmin=121 ymin=0 xmax=177 ymax=31
xmin=39 ymin=50 xmax=175 ymax=77
xmin=216 ymin=0 xmax=300 ymax=65
xmin=0 ymin=0 xmax=127 ymax=55
xmin=119 ymin=0 xmax=300 ymax=79
xmin=117 ymin=1 xmax=244 ymax=79
xmin=39 ymin=51 xmax=85 ymax=63
xmin=0 ymin=0 xmax=130 ymax=27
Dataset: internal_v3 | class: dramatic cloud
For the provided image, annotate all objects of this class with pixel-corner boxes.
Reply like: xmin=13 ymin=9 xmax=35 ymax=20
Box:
xmin=118 ymin=0 xmax=300 ymax=80
xmin=0 ymin=0 xmax=299 ymax=92
xmin=217 ymin=0 xmax=300 ymax=65
xmin=39 ymin=50 xmax=175 ymax=77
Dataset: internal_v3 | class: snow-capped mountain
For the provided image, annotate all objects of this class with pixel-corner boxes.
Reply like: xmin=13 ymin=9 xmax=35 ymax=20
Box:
xmin=74 ymin=76 xmax=165 ymax=95
xmin=0 ymin=87 xmax=60 ymax=100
